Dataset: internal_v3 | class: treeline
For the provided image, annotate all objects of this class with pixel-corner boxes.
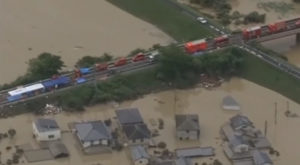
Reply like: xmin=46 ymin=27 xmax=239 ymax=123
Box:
xmin=2 ymin=46 xmax=244 ymax=113
xmin=0 ymin=53 xmax=64 ymax=91
xmin=190 ymin=0 xmax=265 ymax=25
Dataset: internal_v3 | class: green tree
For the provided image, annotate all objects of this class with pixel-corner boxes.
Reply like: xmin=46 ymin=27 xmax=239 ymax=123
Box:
xmin=157 ymin=44 xmax=199 ymax=87
xmin=76 ymin=53 xmax=113 ymax=67
xmin=27 ymin=53 xmax=64 ymax=79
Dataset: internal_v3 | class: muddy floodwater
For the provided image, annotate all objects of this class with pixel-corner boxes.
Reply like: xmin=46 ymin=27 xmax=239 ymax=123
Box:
xmin=262 ymin=35 xmax=300 ymax=67
xmin=0 ymin=0 xmax=173 ymax=84
xmin=0 ymin=78 xmax=299 ymax=165
xmin=230 ymin=0 xmax=300 ymax=29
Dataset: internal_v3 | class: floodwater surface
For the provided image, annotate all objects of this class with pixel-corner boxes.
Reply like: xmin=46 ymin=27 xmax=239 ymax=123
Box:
xmin=0 ymin=78 xmax=299 ymax=164
xmin=0 ymin=0 xmax=174 ymax=84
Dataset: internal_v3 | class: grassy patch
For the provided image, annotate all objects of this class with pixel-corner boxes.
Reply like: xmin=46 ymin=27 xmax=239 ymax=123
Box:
xmin=107 ymin=0 xmax=215 ymax=41
xmin=240 ymin=50 xmax=300 ymax=103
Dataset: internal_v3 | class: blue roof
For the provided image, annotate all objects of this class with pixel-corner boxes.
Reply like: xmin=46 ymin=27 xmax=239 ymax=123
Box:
xmin=42 ymin=76 xmax=70 ymax=88
xmin=79 ymin=68 xmax=91 ymax=74
xmin=76 ymin=78 xmax=86 ymax=84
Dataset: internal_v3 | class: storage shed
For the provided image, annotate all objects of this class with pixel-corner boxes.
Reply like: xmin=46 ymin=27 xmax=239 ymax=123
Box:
xmin=222 ymin=96 xmax=241 ymax=111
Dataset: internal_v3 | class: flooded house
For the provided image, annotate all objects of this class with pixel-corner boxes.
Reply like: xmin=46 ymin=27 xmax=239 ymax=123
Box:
xmin=74 ymin=120 xmax=112 ymax=152
xmin=175 ymin=114 xmax=200 ymax=140
xmin=116 ymin=108 xmax=151 ymax=144
xmin=222 ymin=96 xmax=241 ymax=111
xmin=32 ymin=118 xmax=61 ymax=141
xmin=130 ymin=145 xmax=150 ymax=165
xmin=252 ymin=150 xmax=273 ymax=165
xmin=221 ymin=114 xmax=272 ymax=164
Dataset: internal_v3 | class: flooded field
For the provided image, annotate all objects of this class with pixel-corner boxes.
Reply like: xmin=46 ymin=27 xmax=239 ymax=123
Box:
xmin=0 ymin=78 xmax=299 ymax=165
xmin=0 ymin=0 xmax=173 ymax=84
xmin=230 ymin=0 xmax=300 ymax=29
xmin=262 ymin=35 xmax=300 ymax=67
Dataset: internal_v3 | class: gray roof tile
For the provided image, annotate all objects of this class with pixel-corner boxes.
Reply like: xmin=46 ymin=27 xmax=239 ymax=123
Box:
xmin=75 ymin=121 xmax=112 ymax=142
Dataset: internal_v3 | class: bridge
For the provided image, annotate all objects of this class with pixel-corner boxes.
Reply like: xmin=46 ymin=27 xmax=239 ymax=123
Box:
xmin=1 ymin=3 xmax=300 ymax=108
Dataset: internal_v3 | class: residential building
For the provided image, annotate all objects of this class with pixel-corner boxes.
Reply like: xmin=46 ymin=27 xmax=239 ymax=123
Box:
xmin=130 ymin=145 xmax=150 ymax=165
xmin=123 ymin=123 xmax=151 ymax=143
xmin=116 ymin=108 xmax=143 ymax=126
xmin=175 ymin=114 xmax=200 ymax=140
xmin=75 ymin=121 xmax=112 ymax=149
xmin=32 ymin=118 xmax=61 ymax=141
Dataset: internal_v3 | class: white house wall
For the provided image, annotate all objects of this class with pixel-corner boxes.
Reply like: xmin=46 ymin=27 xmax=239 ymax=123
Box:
xmin=32 ymin=122 xmax=61 ymax=141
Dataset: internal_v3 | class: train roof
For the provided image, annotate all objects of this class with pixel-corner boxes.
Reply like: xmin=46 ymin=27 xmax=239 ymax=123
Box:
xmin=185 ymin=39 xmax=206 ymax=46
xmin=246 ymin=26 xmax=261 ymax=31
xmin=8 ymin=83 xmax=44 ymax=96
xmin=42 ymin=76 xmax=70 ymax=88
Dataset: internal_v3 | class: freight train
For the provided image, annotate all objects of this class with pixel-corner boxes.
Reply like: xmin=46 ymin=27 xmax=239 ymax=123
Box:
xmin=184 ymin=17 xmax=300 ymax=54
xmin=4 ymin=51 xmax=159 ymax=103
xmin=242 ymin=18 xmax=300 ymax=40
xmin=184 ymin=35 xmax=229 ymax=54
xmin=3 ymin=17 xmax=300 ymax=104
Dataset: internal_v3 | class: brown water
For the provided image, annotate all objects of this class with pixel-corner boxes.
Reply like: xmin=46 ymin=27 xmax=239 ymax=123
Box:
xmin=262 ymin=35 xmax=300 ymax=67
xmin=229 ymin=0 xmax=300 ymax=29
xmin=0 ymin=0 xmax=174 ymax=84
xmin=0 ymin=78 xmax=299 ymax=164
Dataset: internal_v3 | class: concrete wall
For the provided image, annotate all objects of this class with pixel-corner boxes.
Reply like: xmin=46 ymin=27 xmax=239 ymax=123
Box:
xmin=176 ymin=130 xmax=199 ymax=140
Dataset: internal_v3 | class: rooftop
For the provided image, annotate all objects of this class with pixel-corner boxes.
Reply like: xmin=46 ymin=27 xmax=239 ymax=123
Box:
xmin=222 ymin=96 xmax=241 ymax=110
xmin=123 ymin=123 xmax=151 ymax=140
xmin=230 ymin=114 xmax=253 ymax=130
xmin=175 ymin=147 xmax=215 ymax=158
xmin=75 ymin=121 xmax=112 ymax=142
xmin=34 ymin=118 xmax=59 ymax=132
xmin=175 ymin=114 xmax=199 ymax=131
xmin=115 ymin=108 xmax=143 ymax=125
xmin=130 ymin=145 xmax=149 ymax=161
xmin=252 ymin=150 xmax=273 ymax=165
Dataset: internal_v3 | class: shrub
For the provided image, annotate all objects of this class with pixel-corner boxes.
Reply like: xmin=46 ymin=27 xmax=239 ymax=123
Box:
xmin=244 ymin=11 xmax=266 ymax=24
xmin=157 ymin=142 xmax=167 ymax=149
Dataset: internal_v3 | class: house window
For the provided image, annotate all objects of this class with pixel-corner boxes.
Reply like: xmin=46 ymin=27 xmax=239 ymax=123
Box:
xmin=48 ymin=135 xmax=55 ymax=139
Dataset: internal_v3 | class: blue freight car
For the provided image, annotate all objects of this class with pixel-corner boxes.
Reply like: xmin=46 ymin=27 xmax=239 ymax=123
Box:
xmin=42 ymin=76 xmax=71 ymax=90
xmin=7 ymin=94 xmax=22 ymax=102
xmin=79 ymin=68 xmax=91 ymax=75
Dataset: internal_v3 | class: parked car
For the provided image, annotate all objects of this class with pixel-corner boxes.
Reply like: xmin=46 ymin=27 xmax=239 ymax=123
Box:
xmin=196 ymin=17 xmax=207 ymax=24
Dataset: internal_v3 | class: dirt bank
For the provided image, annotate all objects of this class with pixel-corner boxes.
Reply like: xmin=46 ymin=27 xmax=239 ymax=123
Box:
xmin=0 ymin=0 xmax=173 ymax=84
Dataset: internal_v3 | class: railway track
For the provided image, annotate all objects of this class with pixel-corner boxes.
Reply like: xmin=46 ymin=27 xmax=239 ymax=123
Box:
xmin=1 ymin=17 xmax=300 ymax=107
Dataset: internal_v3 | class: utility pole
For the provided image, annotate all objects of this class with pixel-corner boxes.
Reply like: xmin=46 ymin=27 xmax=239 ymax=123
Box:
xmin=274 ymin=102 xmax=278 ymax=125
xmin=264 ymin=120 xmax=268 ymax=137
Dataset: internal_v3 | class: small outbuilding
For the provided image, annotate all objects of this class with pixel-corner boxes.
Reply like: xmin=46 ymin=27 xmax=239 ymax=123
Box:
xmin=49 ymin=141 xmax=69 ymax=158
xmin=175 ymin=147 xmax=215 ymax=158
xmin=32 ymin=118 xmax=61 ymax=141
xmin=130 ymin=145 xmax=150 ymax=165
xmin=175 ymin=114 xmax=200 ymax=140
xmin=222 ymin=96 xmax=241 ymax=111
